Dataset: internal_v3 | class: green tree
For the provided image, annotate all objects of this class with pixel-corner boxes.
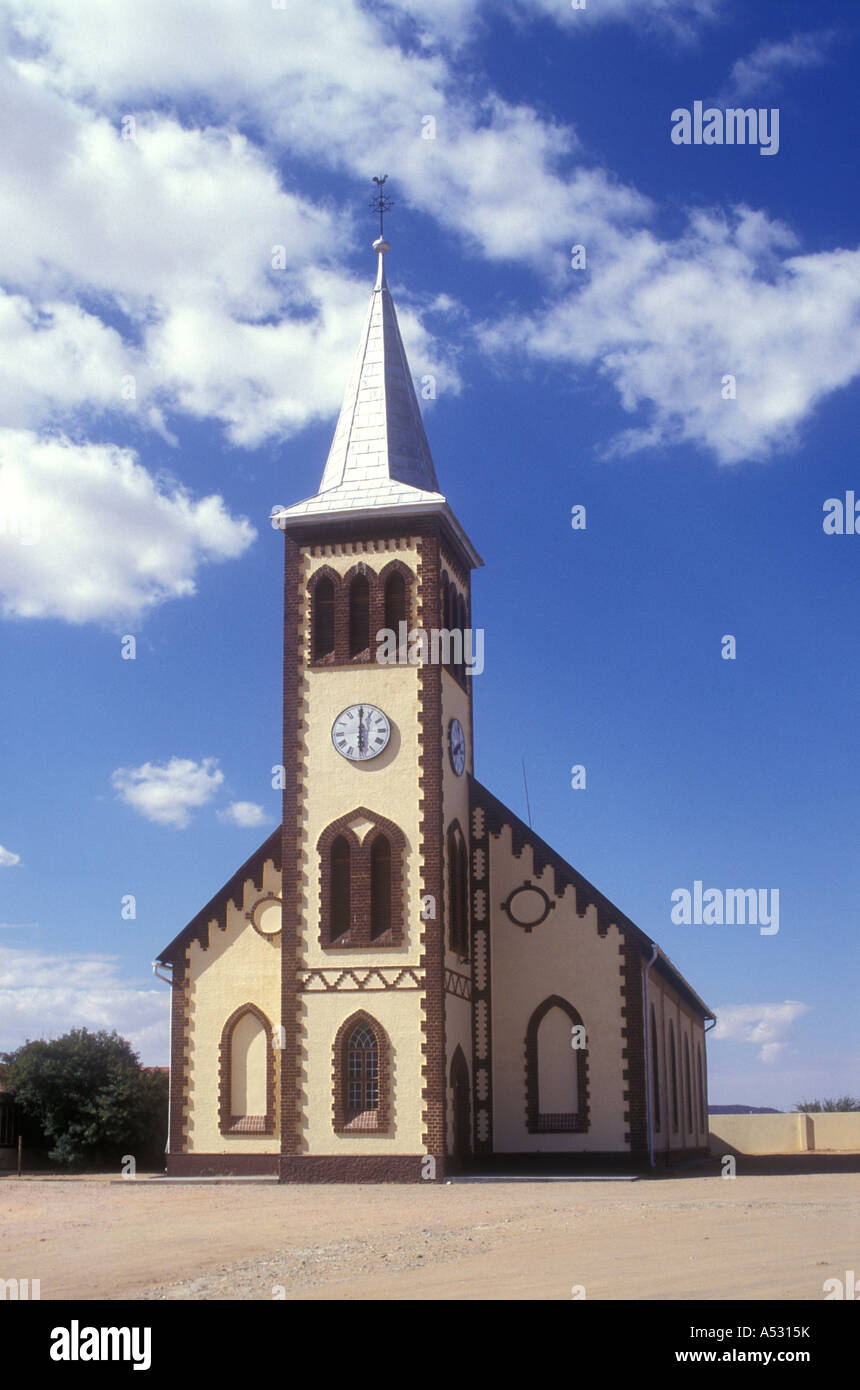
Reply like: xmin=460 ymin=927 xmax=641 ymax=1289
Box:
xmin=793 ymin=1096 xmax=860 ymax=1112
xmin=1 ymin=1028 xmax=167 ymax=1167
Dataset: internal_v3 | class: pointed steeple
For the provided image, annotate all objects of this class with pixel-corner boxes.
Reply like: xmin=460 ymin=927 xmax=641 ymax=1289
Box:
xmin=272 ymin=237 xmax=481 ymax=569
xmin=319 ymin=239 xmax=440 ymax=496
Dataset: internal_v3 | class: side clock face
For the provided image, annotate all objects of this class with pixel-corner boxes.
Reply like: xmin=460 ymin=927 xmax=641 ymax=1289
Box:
xmin=449 ymin=718 xmax=466 ymax=776
xmin=331 ymin=704 xmax=391 ymax=762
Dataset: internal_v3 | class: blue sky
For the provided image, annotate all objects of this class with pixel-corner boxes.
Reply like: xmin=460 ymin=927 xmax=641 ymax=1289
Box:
xmin=1 ymin=0 xmax=858 ymax=1109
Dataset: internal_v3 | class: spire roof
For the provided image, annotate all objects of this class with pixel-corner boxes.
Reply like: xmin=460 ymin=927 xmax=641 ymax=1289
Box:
xmin=272 ymin=240 xmax=481 ymax=569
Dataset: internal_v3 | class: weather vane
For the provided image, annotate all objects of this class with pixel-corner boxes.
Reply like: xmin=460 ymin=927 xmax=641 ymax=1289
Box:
xmin=369 ymin=175 xmax=394 ymax=239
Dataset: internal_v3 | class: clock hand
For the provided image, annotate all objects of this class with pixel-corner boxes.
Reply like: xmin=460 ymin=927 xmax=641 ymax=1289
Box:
xmin=358 ymin=706 xmax=364 ymax=753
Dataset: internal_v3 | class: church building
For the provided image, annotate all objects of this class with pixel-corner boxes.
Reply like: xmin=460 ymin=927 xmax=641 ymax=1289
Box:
xmin=156 ymin=230 xmax=714 ymax=1181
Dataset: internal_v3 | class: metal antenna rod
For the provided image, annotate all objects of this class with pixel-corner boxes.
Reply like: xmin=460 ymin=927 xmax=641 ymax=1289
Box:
xmin=522 ymin=758 xmax=533 ymax=830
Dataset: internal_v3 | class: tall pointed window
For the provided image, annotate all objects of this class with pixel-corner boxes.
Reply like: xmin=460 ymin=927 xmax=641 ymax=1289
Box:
xmin=447 ymin=823 xmax=468 ymax=956
xmin=330 ymin=836 xmax=351 ymax=941
xmin=684 ymin=1036 xmax=693 ymax=1133
xmin=669 ymin=1022 xmax=679 ymax=1133
xmin=347 ymin=1024 xmax=379 ymax=1126
xmin=313 ymin=575 xmax=335 ymax=661
xmin=349 ymin=574 xmax=370 ymax=656
xmin=219 ymin=1004 xmax=276 ymax=1136
xmin=384 ymin=571 xmax=406 ymax=639
xmin=318 ymin=809 xmax=405 ymax=948
xmin=650 ymin=1005 xmax=661 ymax=1134
xmin=333 ymin=1011 xmax=391 ymax=1134
xmin=525 ymin=996 xmax=590 ymax=1133
xmin=370 ymin=835 xmax=391 ymax=939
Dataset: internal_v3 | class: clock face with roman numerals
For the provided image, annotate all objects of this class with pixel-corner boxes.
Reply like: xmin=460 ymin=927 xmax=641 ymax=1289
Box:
xmin=331 ymin=704 xmax=391 ymax=762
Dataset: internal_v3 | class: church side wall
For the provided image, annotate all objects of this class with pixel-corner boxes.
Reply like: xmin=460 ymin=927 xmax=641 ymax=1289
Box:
xmin=184 ymin=857 xmax=282 ymax=1155
xmin=648 ymin=971 xmax=709 ymax=1156
xmin=487 ymin=826 xmax=629 ymax=1153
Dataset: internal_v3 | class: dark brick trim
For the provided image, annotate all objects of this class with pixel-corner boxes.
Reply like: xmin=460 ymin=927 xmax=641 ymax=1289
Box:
xmin=218 ymin=1003 xmax=277 ymax=1137
xmin=168 ymin=953 xmax=190 ymax=1155
xmin=331 ymin=1009 xmax=391 ymax=1135
xmin=316 ymin=806 xmax=406 ymax=948
xmin=417 ymin=529 xmax=447 ymax=1177
xmin=166 ymin=1153 xmax=279 ymax=1177
xmin=280 ymin=532 xmax=303 ymax=1160
xmin=279 ymin=1155 xmax=428 ymax=1183
xmin=525 ymin=995 xmax=590 ymax=1134
xmin=468 ymin=787 xmax=493 ymax=1156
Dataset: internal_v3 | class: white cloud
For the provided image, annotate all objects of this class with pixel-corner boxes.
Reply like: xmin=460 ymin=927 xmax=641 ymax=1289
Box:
xmin=1 ymin=0 xmax=858 ymax=475
xmin=217 ymin=801 xmax=271 ymax=829
xmin=482 ymin=208 xmax=860 ymax=464
xmin=112 ymin=756 xmax=224 ymax=829
xmin=0 ymin=846 xmax=21 ymax=867
xmin=0 ymin=430 xmax=255 ymax=624
xmin=726 ymin=30 xmax=837 ymax=100
xmin=711 ymin=1001 xmax=811 ymax=1063
xmin=0 ymin=945 xmax=169 ymax=1063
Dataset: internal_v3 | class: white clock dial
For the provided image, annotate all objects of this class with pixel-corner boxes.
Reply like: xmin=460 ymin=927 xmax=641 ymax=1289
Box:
xmin=449 ymin=718 xmax=466 ymax=775
xmin=331 ymin=704 xmax=391 ymax=762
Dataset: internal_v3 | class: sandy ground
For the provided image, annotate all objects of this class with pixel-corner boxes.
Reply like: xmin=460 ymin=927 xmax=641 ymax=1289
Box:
xmin=1 ymin=1169 xmax=857 ymax=1301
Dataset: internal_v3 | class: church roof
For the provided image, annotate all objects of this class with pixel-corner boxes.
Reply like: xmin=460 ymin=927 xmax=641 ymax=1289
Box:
xmin=272 ymin=240 xmax=482 ymax=569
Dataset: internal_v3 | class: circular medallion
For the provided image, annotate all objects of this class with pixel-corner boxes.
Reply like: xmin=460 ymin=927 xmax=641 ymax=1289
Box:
xmin=248 ymin=895 xmax=282 ymax=938
xmin=501 ymin=881 xmax=555 ymax=933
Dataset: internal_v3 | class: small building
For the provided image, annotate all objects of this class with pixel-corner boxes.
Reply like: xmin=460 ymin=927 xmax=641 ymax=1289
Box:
xmin=156 ymin=236 xmax=714 ymax=1179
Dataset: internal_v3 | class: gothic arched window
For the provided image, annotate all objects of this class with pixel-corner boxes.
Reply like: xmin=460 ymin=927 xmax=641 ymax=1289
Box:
xmin=219 ymin=1003 xmax=276 ymax=1136
xmin=447 ymin=823 xmax=468 ymax=957
xmin=525 ymin=996 xmax=590 ymax=1133
xmin=669 ymin=1022 xmax=679 ymax=1133
xmin=384 ymin=571 xmax=406 ymax=639
xmin=318 ymin=809 xmax=405 ymax=948
xmin=370 ymin=834 xmax=391 ymax=939
xmin=330 ymin=835 xmax=351 ymax=942
xmin=332 ymin=1011 xmax=391 ymax=1134
xmin=312 ymin=575 xmax=336 ymax=661
xmin=349 ymin=573 xmax=370 ymax=656
xmin=684 ymin=1036 xmax=693 ymax=1134
xmin=650 ymin=1004 xmax=661 ymax=1134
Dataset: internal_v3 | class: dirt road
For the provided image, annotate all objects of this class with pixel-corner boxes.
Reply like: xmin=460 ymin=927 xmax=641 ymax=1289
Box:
xmin=1 ymin=1171 xmax=856 ymax=1301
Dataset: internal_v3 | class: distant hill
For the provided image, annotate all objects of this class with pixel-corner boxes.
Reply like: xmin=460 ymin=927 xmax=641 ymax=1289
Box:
xmin=709 ymin=1105 xmax=781 ymax=1115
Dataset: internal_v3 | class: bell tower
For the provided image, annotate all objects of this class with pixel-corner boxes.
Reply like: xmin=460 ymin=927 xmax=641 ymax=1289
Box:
xmin=271 ymin=217 xmax=482 ymax=1181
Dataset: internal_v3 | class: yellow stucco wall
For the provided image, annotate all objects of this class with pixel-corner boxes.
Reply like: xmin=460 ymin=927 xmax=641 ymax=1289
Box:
xmin=185 ymin=856 xmax=281 ymax=1154
xmin=709 ymin=1112 xmax=860 ymax=1154
xmin=296 ymin=540 xmax=427 ymax=1152
xmin=487 ymin=826 xmax=629 ymax=1152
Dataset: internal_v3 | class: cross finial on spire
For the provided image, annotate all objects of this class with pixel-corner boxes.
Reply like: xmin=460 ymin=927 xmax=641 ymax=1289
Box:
xmin=369 ymin=174 xmax=394 ymax=242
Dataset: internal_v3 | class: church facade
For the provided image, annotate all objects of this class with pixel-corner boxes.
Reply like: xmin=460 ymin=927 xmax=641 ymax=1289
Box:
xmin=157 ymin=236 xmax=714 ymax=1181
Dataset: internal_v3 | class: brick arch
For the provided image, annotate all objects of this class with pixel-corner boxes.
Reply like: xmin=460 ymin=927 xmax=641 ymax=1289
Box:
xmin=332 ymin=1009 xmax=392 ymax=1134
xmin=219 ymin=1002 xmax=276 ymax=1136
xmin=525 ymin=995 xmax=590 ymax=1134
xmin=317 ymin=807 xmax=406 ymax=948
